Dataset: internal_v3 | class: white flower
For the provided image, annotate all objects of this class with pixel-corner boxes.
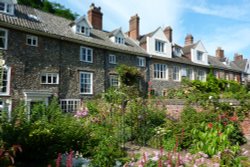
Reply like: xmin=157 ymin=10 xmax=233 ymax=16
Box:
xmin=229 ymin=102 xmax=233 ymax=106
xmin=209 ymin=96 xmax=213 ymax=100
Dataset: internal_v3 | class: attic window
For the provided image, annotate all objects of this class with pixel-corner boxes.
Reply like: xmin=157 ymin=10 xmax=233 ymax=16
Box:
xmin=76 ymin=25 xmax=90 ymax=36
xmin=115 ymin=36 xmax=124 ymax=44
xmin=0 ymin=2 xmax=14 ymax=15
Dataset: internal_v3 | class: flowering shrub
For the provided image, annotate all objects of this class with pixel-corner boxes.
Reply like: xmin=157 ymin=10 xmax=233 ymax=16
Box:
xmin=74 ymin=107 xmax=88 ymax=118
xmin=191 ymin=122 xmax=240 ymax=157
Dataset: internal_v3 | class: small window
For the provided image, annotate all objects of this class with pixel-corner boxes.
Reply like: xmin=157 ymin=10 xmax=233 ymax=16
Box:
xmin=173 ymin=66 xmax=180 ymax=81
xmin=137 ymin=57 xmax=145 ymax=67
xmin=80 ymin=46 xmax=93 ymax=63
xmin=197 ymin=70 xmax=206 ymax=81
xmin=109 ymin=75 xmax=119 ymax=88
xmin=0 ymin=28 xmax=8 ymax=49
xmin=155 ymin=40 xmax=165 ymax=53
xmin=76 ymin=25 xmax=90 ymax=36
xmin=197 ymin=51 xmax=203 ymax=61
xmin=60 ymin=99 xmax=81 ymax=113
xmin=0 ymin=66 xmax=10 ymax=95
xmin=40 ymin=73 xmax=59 ymax=84
xmin=109 ymin=54 xmax=116 ymax=64
xmin=225 ymin=73 xmax=229 ymax=80
xmin=26 ymin=35 xmax=38 ymax=47
xmin=187 ymin=68 xmax=193 ymax=80
xmin=154 ymin=64 xmax=168 ymax=79
xmin=80 ymin=72 xmax=93 ymax=94
xmin=115 ymin=36 xmax=124 ymax=44
xmin=0 ymin=2 xmax=14 ymax=15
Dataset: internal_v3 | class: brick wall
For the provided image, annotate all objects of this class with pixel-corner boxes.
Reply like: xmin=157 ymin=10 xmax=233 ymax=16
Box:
xmin=151 ymin=99 xmax=250 ymax=139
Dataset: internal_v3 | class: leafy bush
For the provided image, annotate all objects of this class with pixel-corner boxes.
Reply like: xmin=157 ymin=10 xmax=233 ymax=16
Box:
xmin=0 ymin=98 xmax=90 ymax=166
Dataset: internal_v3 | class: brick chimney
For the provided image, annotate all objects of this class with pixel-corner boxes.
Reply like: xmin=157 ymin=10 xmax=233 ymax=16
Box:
xmin=129 ymin=14 xmax=140 ymax=40
xmin=185 ymin=34 xmax=193 ymax=46
xmin=234 ymin=53 xmax=243 ymax=61
xmin=216 ymin=47 xmax=225 ymax=62
xmin=88 ymin=3 xmax=103 ymax=30
xmin=164 ymin=26 xmax=172 ymax=42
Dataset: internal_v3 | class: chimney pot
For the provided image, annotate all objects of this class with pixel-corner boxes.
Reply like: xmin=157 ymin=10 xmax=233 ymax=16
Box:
xmin=88 ymin=3 xmax=103 ymax=30
xmin=234 ymin=53 xmax=243 ymax=61
xmin=129 ymin=14 xmax=140 ymax=40
xmin=216 ymin=47 xmax=225 ymax=62
xmin=164 ymin=26 xmax=173 ymax=42
xmin=185 ymin=34 xmax=193 ymax=46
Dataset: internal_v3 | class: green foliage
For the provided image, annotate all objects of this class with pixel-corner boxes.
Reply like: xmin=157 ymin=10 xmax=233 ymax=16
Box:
xmin=191 ymin=122 xmax=240 ymax=157
xmin=18 ymin=0 xmax=78 ymax=20
xmin=125 ymin=99 xmax=166 ymax=146
xmin=91 ymin=135 xmax=126 ymax=167
xmin=0 ymin=98 xmax=90 ymax=165
xmin=116 ymin=64 xmax=141 ymax=86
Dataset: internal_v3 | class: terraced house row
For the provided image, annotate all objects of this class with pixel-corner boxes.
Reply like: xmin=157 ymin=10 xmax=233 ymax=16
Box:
xmin=0 ymin=1 xmax=249 ymax=115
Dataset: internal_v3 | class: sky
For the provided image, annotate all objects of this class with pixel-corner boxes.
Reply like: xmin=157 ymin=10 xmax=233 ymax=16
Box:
xmin=52 ymin=0 xmax=250 ymax=60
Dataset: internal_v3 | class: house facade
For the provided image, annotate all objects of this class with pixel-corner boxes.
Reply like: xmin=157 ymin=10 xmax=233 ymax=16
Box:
xmin=0 ymin=1 xmax=247 ymax=115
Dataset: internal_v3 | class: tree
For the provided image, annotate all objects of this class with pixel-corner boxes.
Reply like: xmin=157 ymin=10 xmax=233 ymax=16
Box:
xmin=17 ymin=0 xmax=78 ymax=20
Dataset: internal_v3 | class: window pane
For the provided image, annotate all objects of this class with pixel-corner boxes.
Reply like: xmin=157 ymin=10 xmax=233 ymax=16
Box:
xmin=27 ymin=38 xmax=32 ymax=45
xmin=33 ymin=39 xmax=37 ymax=46
xmin=0 ymin=3 xmax=5 ymax=11
xmin=0 ymin=30 xmax=5 ymax=37
xmin=0 ymin=37 xmax=5 ymax=48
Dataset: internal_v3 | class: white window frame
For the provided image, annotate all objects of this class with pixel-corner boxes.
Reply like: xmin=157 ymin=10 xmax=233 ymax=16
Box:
xmin=225 ymin=73 xmax=229 ymax=80
xmin=109 ymin=74 xmax=119 ymax=88
xmin=196 ymin=51 xmax=203 ymax=61
xmin=115 ymin=36 xmax=124 ymax=44
xmin=26 ymin=35 xmax=38 ymax=47
xmin=155 ymin=40 xmax=165 ymax=53
xmin=80 ymin=72 xmax=93 ymax=95
xmin=154 ymin=64 xmax=168 ymax=80
xmin=173 ymin=66 xmax=181 ymax=81
xmin=76 ymin=25 xmax=90 ymax=36
xmin=197 ymin=70 xmax=206 ymax=81
xmin=0 ymin=66 xmax=11 ymax=96
xmin=109 ymin=54 xmax=116 ymax=64
xmin=137 ymin=57 xmax=145 ymax=67
xmin=186 ymin=68 xmax=193 ymax=80
xmin=60 ymin=99 xmax=81 ymax=113
xmin=80 ymin=46 xmax=93 ymax=63
xmin=40 ymin=73 xmax=59 ymax=84
xmin=0 ymin=28 xmax=8 ymax=50
xmin=0 ymin=2 xmax=14 ymax=15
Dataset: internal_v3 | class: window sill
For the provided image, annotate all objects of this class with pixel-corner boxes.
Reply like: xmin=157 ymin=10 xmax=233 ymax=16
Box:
xmin=80 ymin=93 xmax=93 ymax=95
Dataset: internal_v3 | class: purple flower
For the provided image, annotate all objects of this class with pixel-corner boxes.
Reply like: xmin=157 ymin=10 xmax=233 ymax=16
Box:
xmin=74 ymin=107 xmax=88 ymax=118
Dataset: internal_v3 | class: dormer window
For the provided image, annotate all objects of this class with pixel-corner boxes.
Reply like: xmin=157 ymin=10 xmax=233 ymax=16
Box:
xmin=115 ymin=36 xmax=124 ymax=44
xmin=0 ymin=2 xmax=14 ymax=15
xmin=155 ymin=40 xmax=165 ymax=53
xmin=197 ymin=51 xmax=203 ymax=61
xmin=76 ymin=25 xmax=90 ymax=36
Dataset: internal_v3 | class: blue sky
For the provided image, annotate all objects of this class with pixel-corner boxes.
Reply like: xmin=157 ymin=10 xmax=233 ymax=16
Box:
xmin=52 ymin=0 xmax=250 ymax=60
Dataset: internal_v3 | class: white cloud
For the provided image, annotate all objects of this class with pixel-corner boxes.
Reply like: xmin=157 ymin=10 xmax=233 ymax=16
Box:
xmin=186 ymin=1 xmax=250 ymax=21
xmin=202 ymin=25 xmax=250 ymax=60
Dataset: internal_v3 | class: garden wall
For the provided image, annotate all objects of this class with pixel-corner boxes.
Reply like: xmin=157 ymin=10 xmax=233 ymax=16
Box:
xmin=151 ymin=99 xmax=250 ymax=140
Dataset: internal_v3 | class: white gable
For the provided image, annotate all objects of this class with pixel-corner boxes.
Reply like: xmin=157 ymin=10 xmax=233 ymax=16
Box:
xmin=146 ymin=27 xmax=172 ymax=58
xmin=245 ymin=60 xmax=250 ymax=74
xmin=110 ymin=29 xmax=125 ymax=45
xmin=191 ymin=41 xmax=208 ymax=65
xmin=72 ymin=16 xmax=92 ymax=36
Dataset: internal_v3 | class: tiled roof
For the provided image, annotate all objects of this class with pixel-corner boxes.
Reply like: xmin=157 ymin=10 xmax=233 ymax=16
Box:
xmin=182 ymin=42 xmax=198 ymax=54
xmin=208 ymin=55 xmax=242 ymax=72
xmin=230 ymin=59 xmax=247 ymax=71
xmin=139 ymin=27 xmax=161 ymax=43
xmin=0 ymin=5 xmax=147 ymax=56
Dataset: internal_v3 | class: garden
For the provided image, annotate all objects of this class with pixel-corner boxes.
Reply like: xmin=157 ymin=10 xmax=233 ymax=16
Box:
xmin=0 ymin=65 xmax=250 ymax=167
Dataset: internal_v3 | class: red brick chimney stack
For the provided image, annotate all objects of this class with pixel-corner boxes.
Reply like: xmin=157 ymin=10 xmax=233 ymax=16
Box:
xmin=185 ymin=34 xmax=193 ymax=46
xmin=88 ymin=3 xmax=103 ymax=30
xmin=164 ymin=26 xmax=172 ymax=42
xmin=234 ymin=53 xmax=243 ymax=61
xmin=129 ymin=14 xmax=140 ymax=40
xmin=216 ymin=47 xmax=225 ymax=61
